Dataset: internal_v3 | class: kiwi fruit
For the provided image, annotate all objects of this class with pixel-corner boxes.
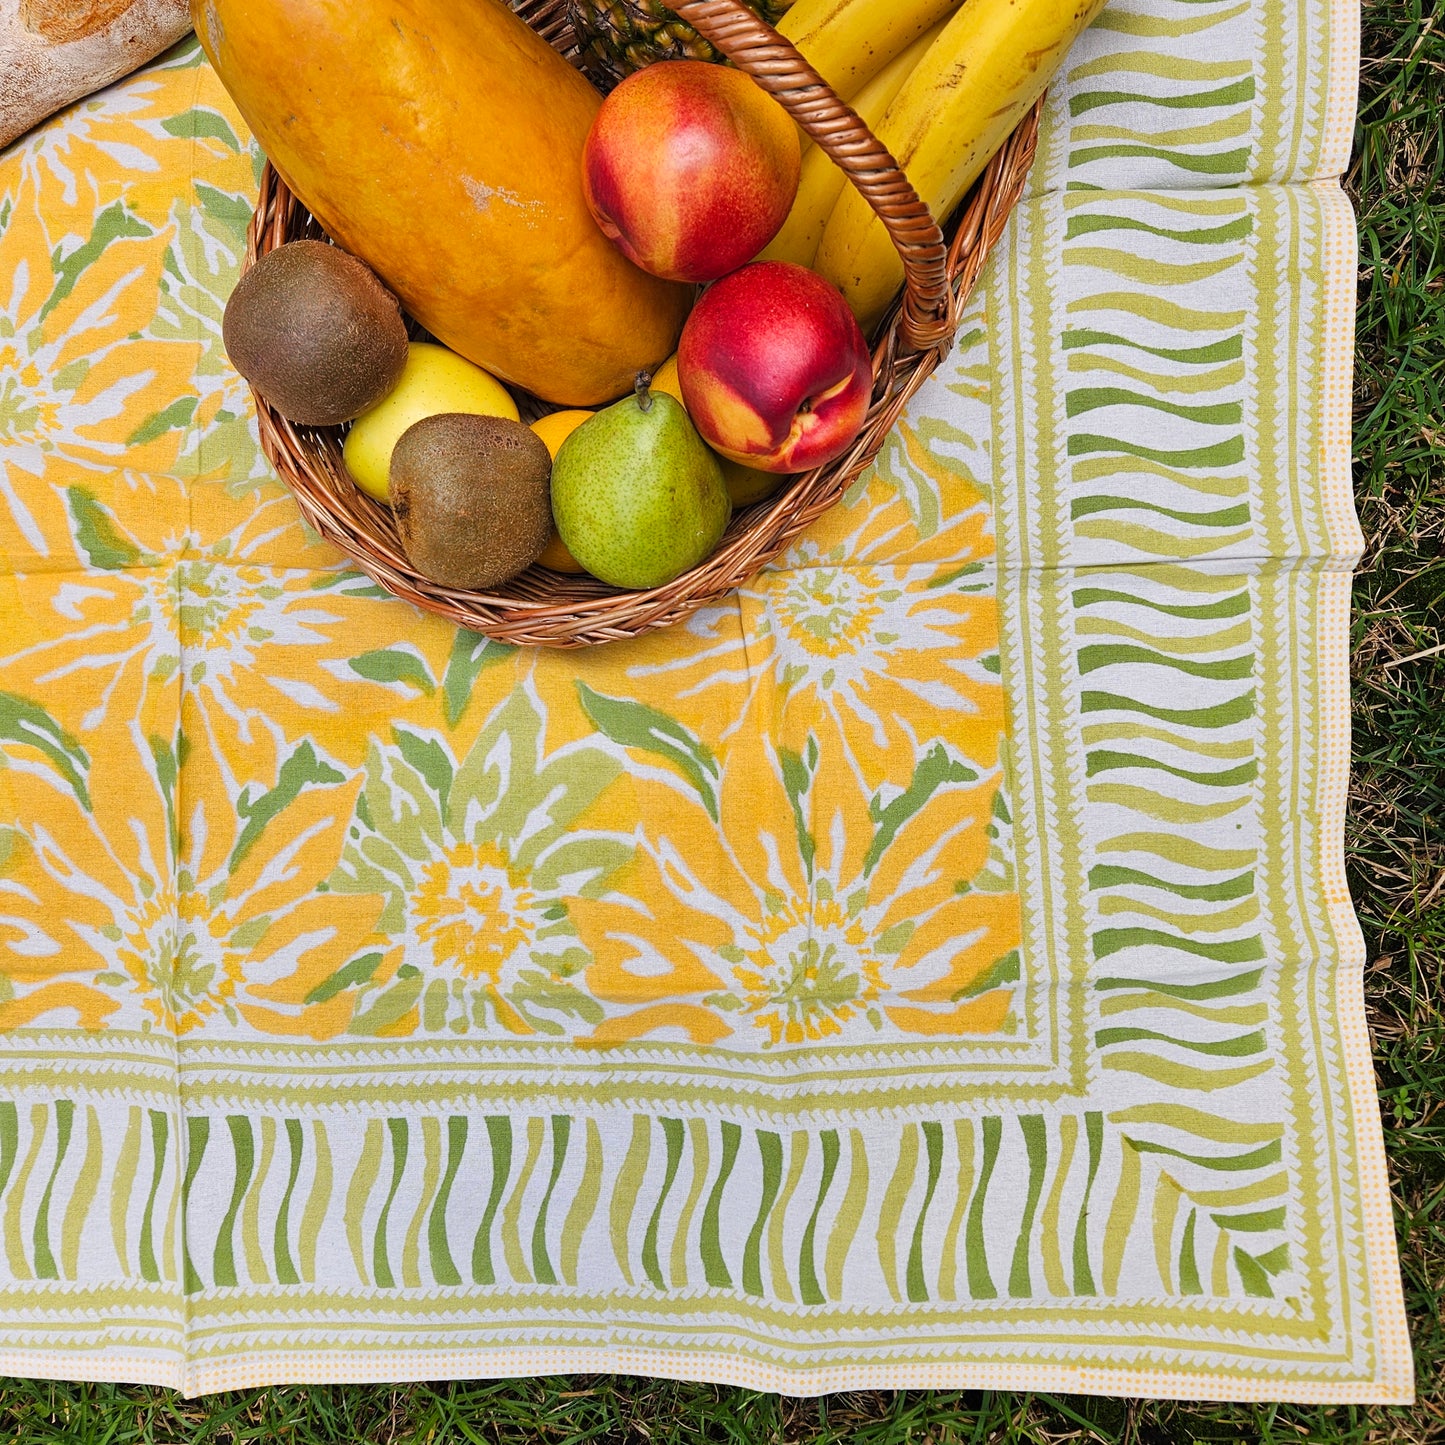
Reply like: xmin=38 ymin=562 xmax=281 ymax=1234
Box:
xmin=390 ymin=414 xmax=554 ymax=590
xmin=223 ymin=239 xmax=408 ymax=426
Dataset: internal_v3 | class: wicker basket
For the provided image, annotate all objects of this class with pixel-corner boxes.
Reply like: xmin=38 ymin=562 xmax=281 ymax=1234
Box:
xmin=243 ymin=0 xmax=1042 ymax=648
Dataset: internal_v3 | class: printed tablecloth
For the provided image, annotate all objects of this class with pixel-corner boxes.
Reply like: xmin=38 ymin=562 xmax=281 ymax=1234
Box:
xmin=0 ymin=0 xmax=1412 ymax=1402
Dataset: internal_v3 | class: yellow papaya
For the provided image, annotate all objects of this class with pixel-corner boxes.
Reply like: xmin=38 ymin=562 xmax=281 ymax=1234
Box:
xmin=193 ymin=0 xmax=691 ymax=407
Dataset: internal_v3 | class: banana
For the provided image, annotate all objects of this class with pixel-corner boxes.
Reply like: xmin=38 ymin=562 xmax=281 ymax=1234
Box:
xmin=778 ymin=0 xmax=961 ymax=104
xmin=816 ymin=0 xmax=1108 ymax=334
xmin=760 ymin=18 xmax=950 ymax=270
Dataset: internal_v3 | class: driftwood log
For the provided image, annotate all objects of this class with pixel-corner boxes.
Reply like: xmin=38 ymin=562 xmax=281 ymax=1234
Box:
xmin=0 ymin=0 xmax=191 ymax=149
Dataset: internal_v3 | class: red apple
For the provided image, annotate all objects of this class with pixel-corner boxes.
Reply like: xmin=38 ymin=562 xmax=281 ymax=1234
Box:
xmin=583 ymin=60 xmax=800 ymax=285
xmin=677 ymin=261 xmax=873 ymax=474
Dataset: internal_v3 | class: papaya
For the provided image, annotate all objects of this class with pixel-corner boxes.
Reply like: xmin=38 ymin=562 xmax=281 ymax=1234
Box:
xmin=193 ymin=0 xmax=691 ymax=407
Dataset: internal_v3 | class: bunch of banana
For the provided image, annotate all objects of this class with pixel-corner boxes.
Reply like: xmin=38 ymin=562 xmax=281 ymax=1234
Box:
xmin=774 ymin=0 xmax=960 ymax=105
xmin=772 ymin=0 xmax=963 ymax=167
xmin=759 ymin=17 xmax=950 ymax=270
xmin=815 ymin=0 xmax=1109 ymax=333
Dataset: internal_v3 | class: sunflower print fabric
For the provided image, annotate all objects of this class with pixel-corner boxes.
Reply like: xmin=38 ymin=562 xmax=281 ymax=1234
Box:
xmin=0 ymin=1 xmax=1413 ymax=1403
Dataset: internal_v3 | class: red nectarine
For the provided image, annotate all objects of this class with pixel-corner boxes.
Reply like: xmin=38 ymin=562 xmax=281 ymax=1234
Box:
xmin=677 ymin=261 xmax=872 ymax=474
xmin=583 ymin=60 xmax=800 ymax=285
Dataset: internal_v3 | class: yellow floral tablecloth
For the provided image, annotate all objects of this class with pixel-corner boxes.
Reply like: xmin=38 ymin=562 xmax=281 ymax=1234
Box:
xmin=0 ymin=0 xmax=1412 ymax=1403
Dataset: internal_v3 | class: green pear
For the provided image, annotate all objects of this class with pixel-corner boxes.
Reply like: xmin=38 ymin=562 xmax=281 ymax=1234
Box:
xmin=551 ymin=379 xmax=732 ymax=590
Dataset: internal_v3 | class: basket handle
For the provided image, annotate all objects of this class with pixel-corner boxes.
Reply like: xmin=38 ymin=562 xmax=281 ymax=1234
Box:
xmin=669 ymin=0 xmax=952 ymax=352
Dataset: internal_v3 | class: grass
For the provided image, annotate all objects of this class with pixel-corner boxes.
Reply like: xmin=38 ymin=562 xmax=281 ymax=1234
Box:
xmin=0 ymin=2 xmax=1440 ymax=1441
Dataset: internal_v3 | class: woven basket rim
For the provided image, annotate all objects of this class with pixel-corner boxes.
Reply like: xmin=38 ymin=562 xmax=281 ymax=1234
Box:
xmin=244 ymin=0 xmax=1043 ymax=648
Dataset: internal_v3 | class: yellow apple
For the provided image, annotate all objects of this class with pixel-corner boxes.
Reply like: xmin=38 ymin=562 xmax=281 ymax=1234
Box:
xmin=343 ymin=342 xmax=518 ymax=502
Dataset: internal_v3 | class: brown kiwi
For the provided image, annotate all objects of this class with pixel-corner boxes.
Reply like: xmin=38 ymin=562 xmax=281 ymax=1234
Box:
xmin=390 ymin=414 xmax=554 ymax=590
xmin=222 ymin=239 xmax=408 ymax=426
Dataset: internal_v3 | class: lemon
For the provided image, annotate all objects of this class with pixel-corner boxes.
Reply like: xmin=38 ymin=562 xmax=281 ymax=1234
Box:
xmin=343 ymin=342 xmax=518 ymax=502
